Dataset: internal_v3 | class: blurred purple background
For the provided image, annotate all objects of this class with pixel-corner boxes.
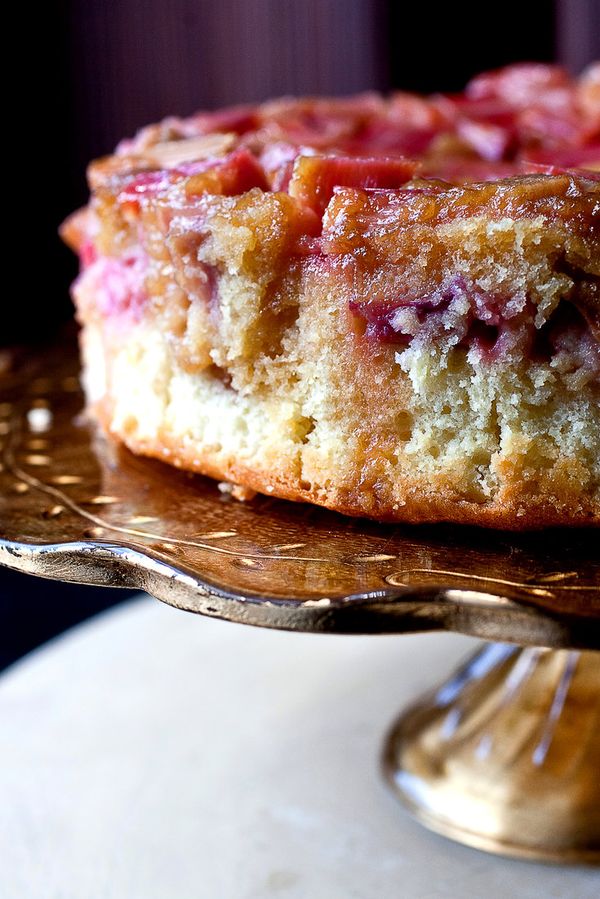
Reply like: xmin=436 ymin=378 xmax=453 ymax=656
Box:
xmin=4 ymin=0 xmax=599 ymax=669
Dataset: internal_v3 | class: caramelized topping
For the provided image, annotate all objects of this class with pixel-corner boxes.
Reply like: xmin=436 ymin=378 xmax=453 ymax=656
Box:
xmin=321 ymin=173 xmax=600 ymax=257
xmin=71 ymin=63 xmax=600 ymax=369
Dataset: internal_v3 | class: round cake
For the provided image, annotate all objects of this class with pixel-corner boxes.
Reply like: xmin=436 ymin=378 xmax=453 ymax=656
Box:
xmin=62 ymin=63 xmax=600 ymax=529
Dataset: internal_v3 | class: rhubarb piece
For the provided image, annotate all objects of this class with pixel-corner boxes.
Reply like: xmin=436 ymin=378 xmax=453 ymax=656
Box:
xmin=287 ymin=154 xmax=419 ymax=216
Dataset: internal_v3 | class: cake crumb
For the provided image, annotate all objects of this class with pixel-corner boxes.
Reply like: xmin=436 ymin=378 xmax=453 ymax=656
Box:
xmin=218 ymin=481 xmax=257 ymax=502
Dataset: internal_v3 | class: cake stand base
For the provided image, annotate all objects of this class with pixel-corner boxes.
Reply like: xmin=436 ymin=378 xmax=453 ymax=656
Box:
xmin=382 ymin=643 xmax=600 ymax=864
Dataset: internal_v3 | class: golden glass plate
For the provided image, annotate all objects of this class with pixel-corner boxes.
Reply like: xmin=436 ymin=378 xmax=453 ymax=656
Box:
xmin=1 ymin=328 xmax=599 ymax=863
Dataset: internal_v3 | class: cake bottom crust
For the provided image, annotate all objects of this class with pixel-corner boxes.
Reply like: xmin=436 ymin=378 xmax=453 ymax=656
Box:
xmin=81 ymin=320 xmax=600 ymax=531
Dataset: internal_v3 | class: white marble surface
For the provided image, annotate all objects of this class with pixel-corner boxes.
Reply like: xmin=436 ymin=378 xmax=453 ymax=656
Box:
xmin=0 ymin=596 xmax=596 ymax=898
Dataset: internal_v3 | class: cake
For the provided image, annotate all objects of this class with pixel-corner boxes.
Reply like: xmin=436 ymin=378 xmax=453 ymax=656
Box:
xmin=61 ymin=63 xmax=600 ymax=529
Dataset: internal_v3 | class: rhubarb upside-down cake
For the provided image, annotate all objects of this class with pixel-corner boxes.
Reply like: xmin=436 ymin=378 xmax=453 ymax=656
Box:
xmin=62 ymin=63 xmax=600 ymax=528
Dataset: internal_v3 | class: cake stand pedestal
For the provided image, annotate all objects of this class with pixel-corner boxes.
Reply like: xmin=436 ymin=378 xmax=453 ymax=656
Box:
xmin=1 ymin=331 xmax=598 ymax=864
xmin=383 ymin=645 xmax=599 ymax=863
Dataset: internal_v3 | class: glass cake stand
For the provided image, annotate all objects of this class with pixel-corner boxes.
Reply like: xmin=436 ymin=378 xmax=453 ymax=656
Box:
xmin=1 ymin=330 xmax=598 ymax=864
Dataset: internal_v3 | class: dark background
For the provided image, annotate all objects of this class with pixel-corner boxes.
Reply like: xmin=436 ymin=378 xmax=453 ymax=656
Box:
xmin=3 ymin=0 xmax=599 ymax=669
